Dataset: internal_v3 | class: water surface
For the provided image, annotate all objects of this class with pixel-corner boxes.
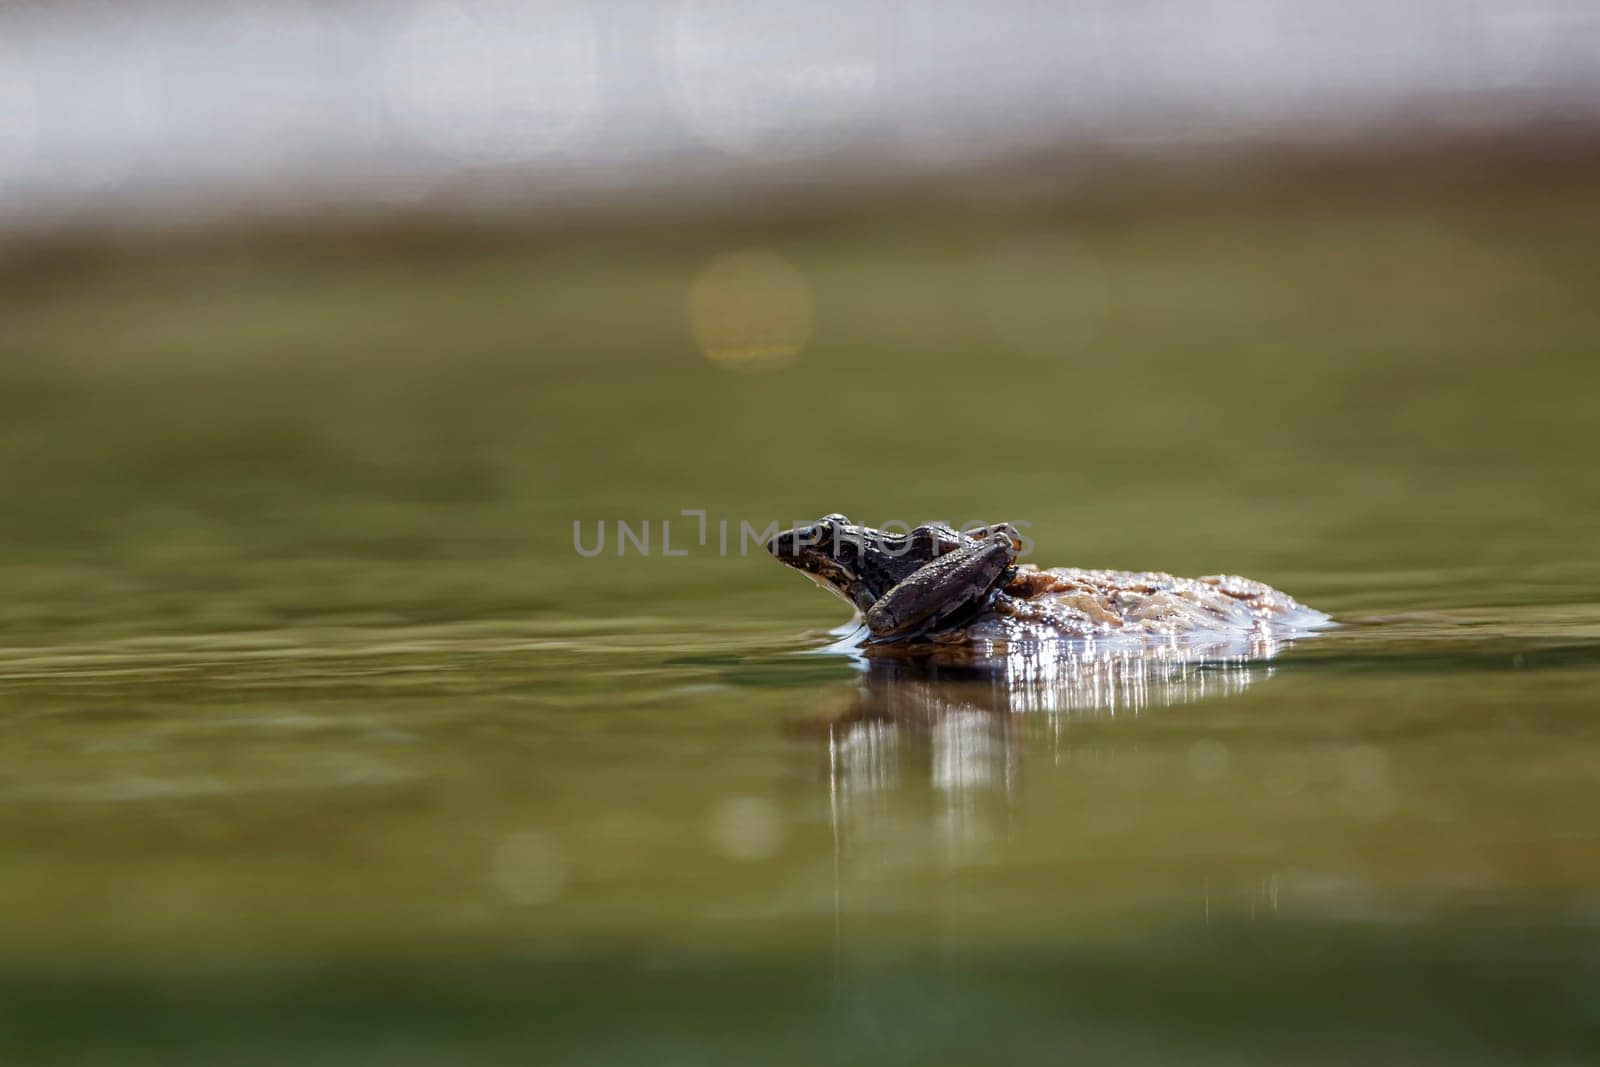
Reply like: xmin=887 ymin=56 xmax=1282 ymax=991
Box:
xmin=0 ymin=178 xmax=1598 ymax=1061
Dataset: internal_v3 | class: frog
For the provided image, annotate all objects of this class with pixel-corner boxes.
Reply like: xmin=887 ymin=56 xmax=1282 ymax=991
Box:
xmin=767 ymin=515 xmax=1331 ymax=646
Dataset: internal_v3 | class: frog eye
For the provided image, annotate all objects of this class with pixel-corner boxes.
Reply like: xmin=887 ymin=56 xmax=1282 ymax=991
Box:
xmin=791 ymin=523 xmax=826 ymax=547
xmin=820 ymin=513 xmax=849 ymax=527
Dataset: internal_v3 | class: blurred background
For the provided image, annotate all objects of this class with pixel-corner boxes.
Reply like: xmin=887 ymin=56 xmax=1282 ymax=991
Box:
xmin=2 ymin=2 xmax=1600 ymax=1063
xmin=2 ymin=0 xmax=1600 ymax=227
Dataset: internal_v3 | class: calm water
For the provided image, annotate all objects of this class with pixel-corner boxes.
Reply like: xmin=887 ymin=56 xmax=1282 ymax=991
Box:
xmin=1 ymin=177 xmax=1598 ymax=1061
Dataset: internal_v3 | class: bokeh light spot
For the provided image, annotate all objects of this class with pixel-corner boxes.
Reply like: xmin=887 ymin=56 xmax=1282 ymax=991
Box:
xmin=667 ymin=0 xmax=883 ymax=158
xmin=1187 ymin=739 xmax=1231 ymax=781
xmin=383 ymin=0 xmax=598 ymax=162
xmin=490 ymin=830 xmax=567 ymax=905
xmin=689 ymin=248 xmax=813 ymax=372
xmin=707 ymin=796 xmax=783 ymax=860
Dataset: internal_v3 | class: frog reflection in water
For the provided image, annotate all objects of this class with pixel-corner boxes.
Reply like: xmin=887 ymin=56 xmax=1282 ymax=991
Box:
xmin=767 ymin=514 xmax=1328 ymax=647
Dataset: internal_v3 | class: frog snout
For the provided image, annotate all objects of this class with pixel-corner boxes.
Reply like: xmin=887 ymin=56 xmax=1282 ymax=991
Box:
xmin=768 ymin=522 xmax=830 ymax=559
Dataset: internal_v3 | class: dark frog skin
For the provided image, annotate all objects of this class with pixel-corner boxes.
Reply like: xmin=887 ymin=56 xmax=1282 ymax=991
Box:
xmin=768 ymin=514 xmax=1332 ymax=647
xmin=766 ymin=515 xmax=1022 ymax=642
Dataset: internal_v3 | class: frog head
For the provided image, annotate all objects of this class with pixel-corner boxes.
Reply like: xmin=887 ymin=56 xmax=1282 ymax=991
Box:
xmin=766 ymin=515 xmax=964 ymax=613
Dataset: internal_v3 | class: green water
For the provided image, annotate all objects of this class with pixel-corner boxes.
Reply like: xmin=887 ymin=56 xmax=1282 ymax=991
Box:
xmin=1 ymin=175 xmax=1598 ymax=1062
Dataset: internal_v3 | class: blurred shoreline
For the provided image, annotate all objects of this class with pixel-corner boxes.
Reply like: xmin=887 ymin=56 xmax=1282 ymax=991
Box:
xmin=4 ymin=131 xmax=1600 ymax=257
